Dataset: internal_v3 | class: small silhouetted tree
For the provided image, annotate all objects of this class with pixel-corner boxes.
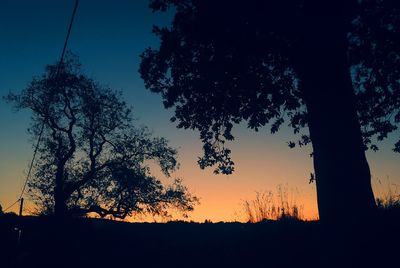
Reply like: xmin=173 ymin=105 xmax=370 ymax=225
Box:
xmin=5 ymin=54 xmax=198 ymax=219
xmin=140 ymin=0 xmax=400 ymax=222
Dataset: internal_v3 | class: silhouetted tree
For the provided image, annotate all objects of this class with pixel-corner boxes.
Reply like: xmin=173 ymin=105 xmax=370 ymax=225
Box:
xmin=140 ymin=0 xmax=400 ymax=222
xmin=5 ymin=54 xmax=198 ymax=219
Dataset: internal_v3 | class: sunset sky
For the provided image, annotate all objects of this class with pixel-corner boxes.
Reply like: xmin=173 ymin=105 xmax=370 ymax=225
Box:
xmin=1 ymin=0 xmax=399 ymax=222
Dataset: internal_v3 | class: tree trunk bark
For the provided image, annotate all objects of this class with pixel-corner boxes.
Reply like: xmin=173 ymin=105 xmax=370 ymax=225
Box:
xmin=301 ymin=68 xmax=377 ymax=224
xmin=54 ymin=165 xmax=67 ymax=219
xmin=295 ymin=2 xmax=377 ymax=224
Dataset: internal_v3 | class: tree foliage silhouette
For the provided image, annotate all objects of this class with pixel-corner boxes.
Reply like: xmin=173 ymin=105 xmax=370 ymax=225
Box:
xmin=140 ymin=0 xmax=400 ymax=222
xmin=5 ymin=54 xmax=198 ymax=219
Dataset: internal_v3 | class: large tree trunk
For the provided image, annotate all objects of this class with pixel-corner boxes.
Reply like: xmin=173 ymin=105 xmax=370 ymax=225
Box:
xmin=295 ymin=1 xmax=377 ymax=224
xmin=301 ymin=68 xmax=377 ymax=224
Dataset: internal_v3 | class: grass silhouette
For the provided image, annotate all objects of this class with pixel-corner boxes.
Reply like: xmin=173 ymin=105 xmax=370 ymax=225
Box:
xmin=242 ymin=184 xmax=305 ymax=222
xmin=374 ymin=177 xmax=400 ymax=212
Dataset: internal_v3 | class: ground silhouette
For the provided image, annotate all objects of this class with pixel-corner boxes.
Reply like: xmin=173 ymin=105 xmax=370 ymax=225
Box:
xmin=0 ymin=211 xmax=399 ymax=268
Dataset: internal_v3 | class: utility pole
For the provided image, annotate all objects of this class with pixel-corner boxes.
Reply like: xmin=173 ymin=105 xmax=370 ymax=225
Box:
xmin=19 ymin=197 xmax=24 ymax=217
xmin=17 ymin=198 xmax=24 ymax=245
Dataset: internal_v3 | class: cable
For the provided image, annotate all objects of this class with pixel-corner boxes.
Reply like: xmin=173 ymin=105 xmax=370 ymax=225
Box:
xmin=19 ymin=124 xmax=45 ymax=200
xmin=3 ymin=0 xmax=81 ymax=214
xmin=59 ymin=0 xmax=80 ymax=65
xmin=3 ymin=199 xmax=20 ymax=213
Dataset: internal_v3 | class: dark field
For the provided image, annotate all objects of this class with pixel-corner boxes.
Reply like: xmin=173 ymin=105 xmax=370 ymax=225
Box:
xmin=1 ymin=214 xmax=399 ymax=268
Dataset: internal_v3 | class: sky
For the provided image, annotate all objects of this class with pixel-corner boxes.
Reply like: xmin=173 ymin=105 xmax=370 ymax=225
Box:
xmin=1 ymin=0 xmax=399 ymax=222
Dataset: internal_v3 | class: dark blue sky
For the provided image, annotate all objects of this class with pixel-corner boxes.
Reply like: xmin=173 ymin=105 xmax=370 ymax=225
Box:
xmin=1 ymin=0 xmax=399 ymax=221
xmin=0 ymin=0 xmax=173 ymax=124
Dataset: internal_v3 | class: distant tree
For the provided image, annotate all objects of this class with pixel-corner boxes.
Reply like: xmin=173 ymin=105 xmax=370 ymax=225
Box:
xmin=5 ymin=54 xmax=198 ymax=219
xmin=140 ymin=0 xmax=400 ymax=222
xmin=0 ymin=204 xmax=3 ymax=215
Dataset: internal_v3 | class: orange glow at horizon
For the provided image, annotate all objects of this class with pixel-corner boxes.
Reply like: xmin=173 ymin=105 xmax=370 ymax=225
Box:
xmin=2 ymin=124 xmax=399 ymax=223
xmin=0 ymin=126 xmax=319 ymax=222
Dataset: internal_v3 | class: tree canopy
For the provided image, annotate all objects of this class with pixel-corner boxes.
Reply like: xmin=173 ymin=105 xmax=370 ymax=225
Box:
xmin=5 ymin=54 xmax=198 ymax=219
xmin=349 ymin=0 xmax=400 ymax=152
xmin=140 ymin=0 xmax=400 ymax=174
xmin=139 ymin=0 xmax=400 ymax=222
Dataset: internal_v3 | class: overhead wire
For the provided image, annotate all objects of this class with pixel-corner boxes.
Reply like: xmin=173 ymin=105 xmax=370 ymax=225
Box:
xmin=2 ymin=0 xmax=80 ymax=214
xmin=3 ymin=199 xmax=20 ymax=213
xmin=18 ymin=124 xmax=45 ymax=201
xmin=59 ymin=0 xmax=80 ymax=67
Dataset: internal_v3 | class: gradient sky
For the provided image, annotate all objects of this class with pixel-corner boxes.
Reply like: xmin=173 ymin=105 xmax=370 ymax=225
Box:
xmin=1 ymin=0 xmax=399 ymax=222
